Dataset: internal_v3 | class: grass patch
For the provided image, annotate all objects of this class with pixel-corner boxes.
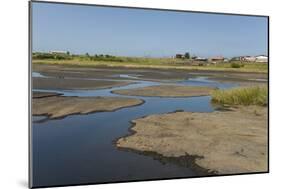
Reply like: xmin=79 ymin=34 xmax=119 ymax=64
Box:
xmin=32 ymin=59 xmax=268 ymax=73
xmin=211 ymin=86 xmax=268 ymax=106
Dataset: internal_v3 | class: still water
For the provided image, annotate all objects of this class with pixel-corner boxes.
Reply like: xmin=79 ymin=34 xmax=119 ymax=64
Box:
xmin=32 ymin=73 xmax=237 ymax=187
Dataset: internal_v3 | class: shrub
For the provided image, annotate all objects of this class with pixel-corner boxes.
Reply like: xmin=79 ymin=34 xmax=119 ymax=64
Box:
xmin=32 ymin=53 xmax=72 ymax=60
xmin=231 ymin=63 xmax=244 ymax=68
xmin=211 ymin=86 xmax=268 ymax=106
xmin=33 ymin=53 xmax=55 ymax=59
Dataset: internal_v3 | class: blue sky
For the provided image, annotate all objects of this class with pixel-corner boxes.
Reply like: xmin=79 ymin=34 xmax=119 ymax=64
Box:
xmin=32 ymin=2 xmax=268 ymax=58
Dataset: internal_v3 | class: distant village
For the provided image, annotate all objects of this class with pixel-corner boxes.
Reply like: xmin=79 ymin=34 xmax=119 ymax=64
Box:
xmin=35 ymin=50 xmax=268 ymax=65
xmin=173 ymin=52 xmax=268 ymax=64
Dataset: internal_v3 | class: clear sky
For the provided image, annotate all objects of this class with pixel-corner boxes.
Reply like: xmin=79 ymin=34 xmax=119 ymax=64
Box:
xmin=32 ymin=2 xmax=268 ymax=58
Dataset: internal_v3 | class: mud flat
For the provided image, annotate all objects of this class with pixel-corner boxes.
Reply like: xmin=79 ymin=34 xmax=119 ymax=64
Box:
xmin=116 ymin=106 xmax=268 ymax=174
xmin=33 ymin=64 xmax=268 ymax=83
xmin=33 ymin=77 xmax=133 ymax=90
xmin=33 ymin=91 xmax=62 ymax=98
xmin=32 ymin=64 xmax=190 ymax=81
xmin=33 ymin=95 xmax=144 ymax=119
xmin=112 ymin=85 xmax=215 ymax=97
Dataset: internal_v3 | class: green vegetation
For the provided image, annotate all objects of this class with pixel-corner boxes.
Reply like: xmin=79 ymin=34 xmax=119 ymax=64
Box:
xmin=32 ymin=52 xmax=72 ymax=60
xmin=211 ymin=86 xmax=268 ymax=106
xmin=231 ymin=62 xmax=244 ymax=68
xmin=184 ymin=52 xmax=190 ymax=59
xmin=32 ymin=52 xmax=268 ymax=73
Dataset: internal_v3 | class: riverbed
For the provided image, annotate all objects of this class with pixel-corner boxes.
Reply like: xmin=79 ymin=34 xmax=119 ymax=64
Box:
xmin=31 ymin=67 xmax=265 ymax=187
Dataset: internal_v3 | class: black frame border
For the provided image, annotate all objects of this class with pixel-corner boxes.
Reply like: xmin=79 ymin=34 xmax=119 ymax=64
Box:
xmin=28 ymin=0 xmax=270 ymax=188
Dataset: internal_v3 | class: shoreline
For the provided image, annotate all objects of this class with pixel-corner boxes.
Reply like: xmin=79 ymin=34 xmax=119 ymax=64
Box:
xmin=113 ymin=110 xmax=217 ymax=176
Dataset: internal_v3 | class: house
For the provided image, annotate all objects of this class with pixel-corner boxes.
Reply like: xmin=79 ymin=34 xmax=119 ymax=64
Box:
xmin=241 ymin=56 xmax=256 ymax=62
xmin=255 ymin=55 xmax=268 ymax=63
xmin=50 ymin=50 xmax=68 ymax=55
xmin=209 ymin=56 xmax=224 ymax=63
xmin=175 ymin=54 xmax=184 ymax=59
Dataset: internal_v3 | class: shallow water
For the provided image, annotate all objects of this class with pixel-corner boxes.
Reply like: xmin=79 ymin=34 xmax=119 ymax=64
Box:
xmin=32 ymin=72 xmax=236 ymax=187
xmin=178 ymin=76 xmax=239 ymax=89
xmin=32 ymin=72 xmax=46 ymax=78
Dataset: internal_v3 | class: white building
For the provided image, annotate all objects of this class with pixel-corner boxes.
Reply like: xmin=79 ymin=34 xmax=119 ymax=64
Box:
xmin=243 ymin=56 xmax=256 ymax=62
xmin=195 ymin=57 xmax=208 ymax=61
xmin=49 ymin=50 xmax=68 ymax=55
xmin=255 ymin=55 xmax=268 ymax=63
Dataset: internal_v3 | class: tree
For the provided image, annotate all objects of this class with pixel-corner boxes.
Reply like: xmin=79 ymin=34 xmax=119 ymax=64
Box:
xmin=85 ymin=52 xmax=90 ymax=57
xmin=66 ymin=51 xmax=70 ymax=55
xmin=184 ymin=52 xmax=190 ymax=59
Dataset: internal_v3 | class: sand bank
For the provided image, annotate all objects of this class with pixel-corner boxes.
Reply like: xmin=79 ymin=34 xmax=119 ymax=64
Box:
xmin=33 ymin=95 xmax=144 ymax=119
xmin=116 ymin=106 xmax=268 ymax=174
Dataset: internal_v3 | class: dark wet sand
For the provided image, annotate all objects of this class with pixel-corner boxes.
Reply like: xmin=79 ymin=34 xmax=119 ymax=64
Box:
xmin=33 ymin=91 xmax=62 ymax=98
xmin=33 ymin=77 xmax=133 ymax=90
xmin=33 ymin=64 xmax=268 ymax=84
